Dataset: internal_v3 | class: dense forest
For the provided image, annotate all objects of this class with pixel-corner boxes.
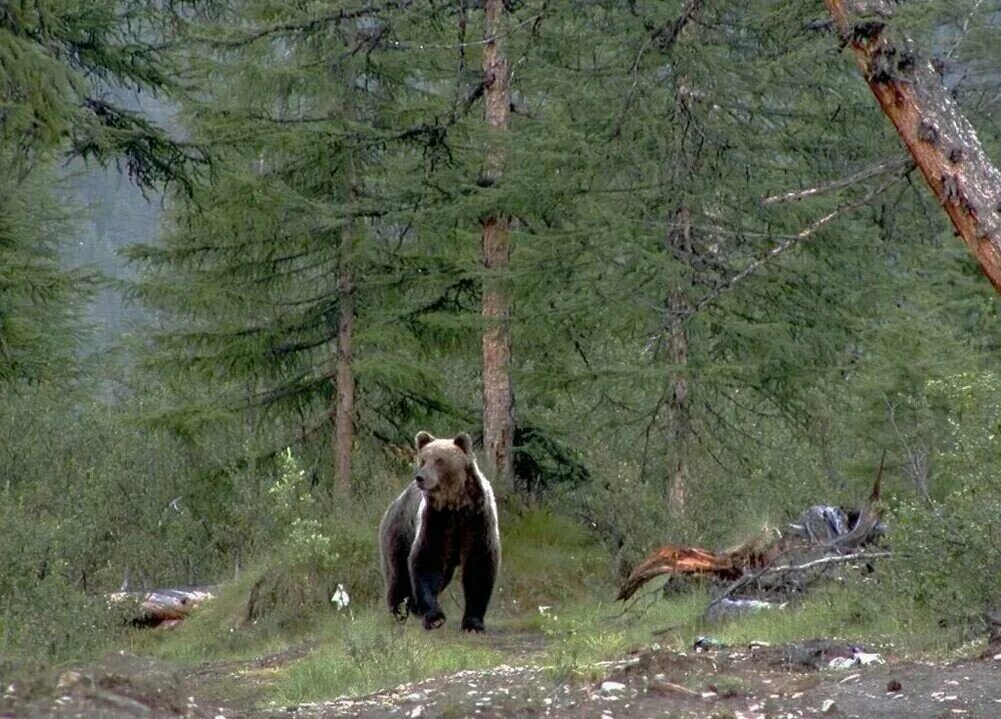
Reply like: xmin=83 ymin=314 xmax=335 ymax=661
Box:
xmin=4 ymin=0 xmax=1001 ymax=696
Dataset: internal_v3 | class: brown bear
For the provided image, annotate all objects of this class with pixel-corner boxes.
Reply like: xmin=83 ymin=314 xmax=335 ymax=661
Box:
xmin=378 ymin=431 xmax=501 ymax=631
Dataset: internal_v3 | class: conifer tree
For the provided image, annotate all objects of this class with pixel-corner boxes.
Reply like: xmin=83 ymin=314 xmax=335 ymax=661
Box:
xmin=480 ymin=0 xmax=515 ymax=494
xmin=0 ymin=1 xmax=200 ymax=382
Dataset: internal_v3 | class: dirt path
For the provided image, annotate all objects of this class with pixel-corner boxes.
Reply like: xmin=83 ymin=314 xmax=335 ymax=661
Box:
xmin=6 ymin=638 xmax=1001 ymax=718
xmin=266 ymin=643 xmax=1001 ymax=719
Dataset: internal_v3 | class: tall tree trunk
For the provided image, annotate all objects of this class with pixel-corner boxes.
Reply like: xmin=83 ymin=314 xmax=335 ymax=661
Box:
xmin=665 ymin=208 xmax=692 ymax=514
xmin=481 ymin=0 xmax=514 ymax=494
xmin=333 ymin=218 xmax=355 ymax=492
xmin=824 ymin=0 xmax=1001 ymax=293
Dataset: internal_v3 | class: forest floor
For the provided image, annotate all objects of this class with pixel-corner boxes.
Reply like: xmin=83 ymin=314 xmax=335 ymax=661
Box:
xmin=5 ymin=626 xmax=1000 ymax=719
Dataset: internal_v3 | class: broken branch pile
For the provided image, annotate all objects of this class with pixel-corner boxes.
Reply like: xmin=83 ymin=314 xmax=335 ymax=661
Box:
xmin=618 ymin=461 xmax=887 ymax=602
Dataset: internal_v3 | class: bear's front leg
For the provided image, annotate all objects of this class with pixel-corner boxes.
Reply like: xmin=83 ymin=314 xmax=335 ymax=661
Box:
xmin=410 ymin=548 xmax=448 ymax=630
xmin=460 ymin=537 xmax=497 ymax=632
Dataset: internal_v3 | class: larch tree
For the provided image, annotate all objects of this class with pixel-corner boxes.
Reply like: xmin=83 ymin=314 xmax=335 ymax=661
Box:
xmin=130 ymin=2 xmax=489 ymax=481
xmin=480 ymin=0 xmax=515 ymax=494
xmin=824 ymin=0 xmax=1001 ymax=294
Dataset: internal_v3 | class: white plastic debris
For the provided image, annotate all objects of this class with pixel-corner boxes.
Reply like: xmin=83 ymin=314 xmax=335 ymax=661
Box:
xmin=853 ymin=649 xmax=885 ymax=666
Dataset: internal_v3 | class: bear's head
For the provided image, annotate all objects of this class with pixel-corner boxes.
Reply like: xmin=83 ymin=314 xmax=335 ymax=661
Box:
xmin=413 ymin=431 xmax=476 ymax=509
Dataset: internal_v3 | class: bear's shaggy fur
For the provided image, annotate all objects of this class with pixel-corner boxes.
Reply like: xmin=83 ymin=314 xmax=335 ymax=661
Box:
xmin=378 ymin=431 xmax=501 ymax=631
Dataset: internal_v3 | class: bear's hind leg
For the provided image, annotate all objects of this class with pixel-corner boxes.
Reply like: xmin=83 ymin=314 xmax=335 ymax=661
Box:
xmin=385 ymin=545 xmax=415 ymax=619
xmin=386 ymin=579 xmax=414 ymax=620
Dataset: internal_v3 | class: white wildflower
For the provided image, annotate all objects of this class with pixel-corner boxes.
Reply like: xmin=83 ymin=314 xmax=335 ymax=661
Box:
xmin=331 ymin=584 xmax=350 ymax=610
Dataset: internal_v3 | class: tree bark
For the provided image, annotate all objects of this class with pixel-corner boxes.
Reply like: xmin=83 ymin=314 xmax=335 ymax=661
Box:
xmin=481 ymin=0 xmax=514 ymax=494
xmin=333 ymin=217 xmax=355 ymax=492
xmin=824 ymin=0 xmax=1001 ymax=293
xmin=665 ymin=208 xmax=692 ymax=515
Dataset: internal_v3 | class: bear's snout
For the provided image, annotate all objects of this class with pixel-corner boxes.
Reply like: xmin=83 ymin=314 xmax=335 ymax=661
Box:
xmin=414 ymin=470 xmax=426 ymax=487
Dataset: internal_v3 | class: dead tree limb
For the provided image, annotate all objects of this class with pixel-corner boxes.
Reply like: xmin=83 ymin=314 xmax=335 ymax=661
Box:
xmin=691 ymin=169 xmax=907 ymax=316
xmin=707 ymin=550 xmax=893 ymax=612
xmin=760 ymin=156 xmax=911 ymax=206
xmin=108 ymin=587 xmax=214 ymax=627
xmin=825 ymin=0 xmax=1001 ymax=293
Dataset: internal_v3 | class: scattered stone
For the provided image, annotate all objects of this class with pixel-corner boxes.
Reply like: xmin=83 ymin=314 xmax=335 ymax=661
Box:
xmin=408 ymin=706 xmax=424 ymax=718
xmin=828 ymin=657 xmax=856 ymax=670
xmin=600 ymin=681 xmax=627 ymax=695
xmin=887 ymin=679 xmax=902 ymax=693
xmin=821 ymin=698 xmax=838 ymax=714
xmin=693 ymin=636 xmax=725 ymax=652
xmin=56 ymin=671 xmax=83 ymax=690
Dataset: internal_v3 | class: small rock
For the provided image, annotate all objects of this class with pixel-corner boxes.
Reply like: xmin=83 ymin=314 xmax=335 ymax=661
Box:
xmin=827 ymin=657 xmax=856 ymax=670
xmin=822 ymin=698 xmax=838 ymax=714
xmin=56 ymin=671 xmax=83 ymax=690
xmin=600 ymin=681 xmax=627 ymax=695
xmin=887 ymin=679 xmax=902 ymax=693
xmin=404 ymin=692 xmax=426 ymax=702
xmin=693 ymin=636 xmax=725 ymax=652
xmin=409 ymin=706 xmax=424 ymax=718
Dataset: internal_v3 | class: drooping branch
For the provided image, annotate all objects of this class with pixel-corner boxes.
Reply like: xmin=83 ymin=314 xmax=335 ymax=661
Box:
xmin=824 ymin=0 xmax=1001 ymax=293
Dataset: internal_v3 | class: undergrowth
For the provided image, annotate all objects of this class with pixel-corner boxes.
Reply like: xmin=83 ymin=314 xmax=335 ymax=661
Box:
xmin=131 ymin=503 xmax=974 ymax=708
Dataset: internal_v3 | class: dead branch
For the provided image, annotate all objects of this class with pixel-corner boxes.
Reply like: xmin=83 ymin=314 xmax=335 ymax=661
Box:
xmin=690 ymin=169 xmax=908 ymax=316
xmin=707 ymin=550 xmax=892 ymax=611
xmin=760 ymin=156 xmax=911 ymax=206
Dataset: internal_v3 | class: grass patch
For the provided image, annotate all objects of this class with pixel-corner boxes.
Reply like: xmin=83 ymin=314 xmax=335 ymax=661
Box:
xmin=270 ymin=610 xmax=505 ymax=704
xmin=498 ymin=507 xmax=610 ymax=610
xmin=699 ymin=582 xmax=956 ymax=656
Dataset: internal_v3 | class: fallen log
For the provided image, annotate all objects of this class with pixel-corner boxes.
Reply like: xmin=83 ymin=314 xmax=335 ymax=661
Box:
xmin=108 ymin=587 xmax=214 ymax=628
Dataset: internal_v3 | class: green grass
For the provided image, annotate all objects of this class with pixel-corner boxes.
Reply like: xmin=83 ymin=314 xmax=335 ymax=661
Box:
xmin=270 ymin=610 xmax=506 ymax=704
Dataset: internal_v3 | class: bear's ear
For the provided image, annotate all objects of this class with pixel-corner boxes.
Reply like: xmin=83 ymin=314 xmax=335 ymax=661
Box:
xmin=453 ymin=433 xmax=472 ymax=455
xmin=415 ymin=431 xmax=435 ymax=450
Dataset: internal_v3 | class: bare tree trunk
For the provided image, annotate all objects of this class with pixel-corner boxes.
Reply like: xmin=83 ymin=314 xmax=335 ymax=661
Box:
xmin=333 ymin=218 xmax=355 ymax=492
xmin=665 ymin=208 xmax=692 ymax=514
xmin=481 ymin=0 xmax=514 ymax=494
xmin=824 ymin=0 xmax=1001 ymax=293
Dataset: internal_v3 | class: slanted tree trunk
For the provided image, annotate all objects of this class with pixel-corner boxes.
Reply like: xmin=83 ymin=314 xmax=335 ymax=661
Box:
xmin=481 ymin=0 xmax=514 ymax=494
xmin=333 ymin=217 xmax=355 ymax=492
xmin=824 ymin=0 xmax=1001 ymax=293
xmin=665 ymin=207 xmax=692 ymax=514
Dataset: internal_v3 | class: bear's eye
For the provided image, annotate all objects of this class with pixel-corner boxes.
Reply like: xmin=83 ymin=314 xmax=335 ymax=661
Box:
xmin=435 ymin=458 xmax=444 ymax=467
